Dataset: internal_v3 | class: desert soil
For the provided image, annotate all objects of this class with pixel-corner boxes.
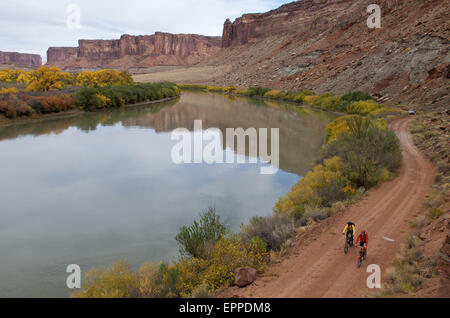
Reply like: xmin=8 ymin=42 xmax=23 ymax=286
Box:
xmin=219 ymin=117 xmax=435 ymax=298
xmin=133 ymin=65 xmax=232 ymax=85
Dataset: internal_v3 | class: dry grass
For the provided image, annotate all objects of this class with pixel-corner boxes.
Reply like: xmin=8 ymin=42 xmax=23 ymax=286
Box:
xmin=133 ymin=65 xmax=231 ymax=84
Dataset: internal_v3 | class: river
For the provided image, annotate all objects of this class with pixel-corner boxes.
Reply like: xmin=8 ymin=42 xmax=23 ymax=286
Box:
xmin=0 ymin=92 xmax=336 ymax=297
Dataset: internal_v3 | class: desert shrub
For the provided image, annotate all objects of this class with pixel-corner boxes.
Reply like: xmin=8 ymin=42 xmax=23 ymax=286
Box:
xmin=95 ymin=94 xmax=111 ymax=108
xmin=0 ymin=99 xmax=17 ymax=118
xmin=199 ymin=235 xmax=268 ymax=289
xmin=0 ymin=87 xmax=19 ymax=95
xmin=263 ymin=90 xmax=283 ymax=99
xmin=206 ymin=86 xmax=226 ymax=92
xmin=275 ymin=157 xmax=350 ymax=218
xmin=174 ymin=235 xmax=268 ymax=295
xmin=75 ymin=83 xmax=179 ymax=111
xmin=241 ymin=214 xmax=296 ymax=251
xmin=293 ymin=89 xmax=315 ymax=102
xmin=234 ymin=88 xmax=251 ymax=96
xmin=0 ymin=69 xmax=24 ymax=82
xmin=224 ymin=86 xmax=236 ymax=94
xmin=20 ymin=95 xmax=75 ymax=113
xmin=178 ymin=84 xmax=208 ymax=90
xmin=71 ymin=261 xmax=139 ymax=298
xmin=25 ymin=67 xmax=66 ymax=91
xmin=175 ymin=207 xmax=228 ymax=259
xmin=320 ymin=117 xmax=402 ymax=188
xmin=77 ymin=69 xmax=133 ymax=87
xmin=139 ymin=262 xmax=180 ymax=298
xmin=303 ymin=93 xmax=341 ymax=111
xmin=0 ymin=95 xmax=36 ymax=118
xmin=325 ymin=115 xmax=388 ymax=142
xmin=303 ymin=95 xmax=319 ymax=105
xmin=248 ymin=86 xmax=271 ymax=97
xmin=347 ymin=100 xmax=385 ymax=116
xmin=297 ymin=206 xmax=328 ymax=226
xmin=380 ymin=234 xmax=437 ymax=296
xmin=337 ymin=91 xmax=373 ymax=112
xmin=74 ymin=87 xmax=102 ymax=111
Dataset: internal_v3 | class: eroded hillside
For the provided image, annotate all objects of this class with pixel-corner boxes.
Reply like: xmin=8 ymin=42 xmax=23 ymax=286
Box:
xmin=204 ymin=0 xmax=449 ymax=110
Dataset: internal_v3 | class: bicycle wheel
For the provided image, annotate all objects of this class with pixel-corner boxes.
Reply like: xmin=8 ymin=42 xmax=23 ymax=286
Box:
xmin=344 ymin=241 xmax=349 ymax=254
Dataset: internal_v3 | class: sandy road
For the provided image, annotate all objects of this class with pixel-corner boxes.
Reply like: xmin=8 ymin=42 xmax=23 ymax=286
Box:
xmin=220 ymin=117 xmax=435 ymax=298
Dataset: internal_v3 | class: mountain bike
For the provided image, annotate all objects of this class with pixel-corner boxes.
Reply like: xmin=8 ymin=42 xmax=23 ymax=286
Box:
xmin=357 ymin=245 xmax=367 ymax=268
xmin=344 ymin=232 xmax=353 ymax=254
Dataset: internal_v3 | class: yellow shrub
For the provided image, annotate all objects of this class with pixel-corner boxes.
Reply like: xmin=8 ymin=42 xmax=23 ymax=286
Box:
xmin=207 ymin=86 xmax=226 ymax=92
xmin=0 ymin=87 xmax=19 ymax=95
xmin=326 ymin=115 xmax=358 ymax=142
xmin=25 ymin=67 xmax=65 ymax=91
xmin=176 ymin=258 xmax=210 ymax=298
xmin=224 ymin=86 xmax=236 ymax=93
xmin=95 ymin=94 xmax=111 ymax=108
xmin=234 ymin=89 xmax=250 ymax=95
xmin=304 ymin=95 xmax=319 ymax=105
xmin=275 ymin=157 xmax=349 ymax=218
xmin=200 ymin=236 xmax=268 ymax=289
xmin=347 ymin=100 xmax=384 ymax=115
xmin=263 ymin=90 xmax=283 ymax=99
xmin=0 ymin=69 xmax=23 ymax=82
xmin=177 ymin=84 xmax=207 ymax=90
xmin=71 ymin=261 xmax=138 ymax=298
xmin=326 ymin=115 xmax=388 ymax=142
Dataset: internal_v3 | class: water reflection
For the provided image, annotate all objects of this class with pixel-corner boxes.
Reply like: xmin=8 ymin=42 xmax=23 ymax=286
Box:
xmin=0 ymin=92 xmax=334 ymax=297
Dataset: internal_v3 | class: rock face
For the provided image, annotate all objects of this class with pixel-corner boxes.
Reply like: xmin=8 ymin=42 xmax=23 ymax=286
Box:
xmin=47 ymin=32 xmax=222 ymax=69
xmin=212 ymin=0 xmax=450 ymax=109
xmin=0 ymin=51 xmax=42 ymax=68
xmin=234 ymin=267 xmax=257 ymax=287
xmin=222 ymin=0 xmax=334 ymax=48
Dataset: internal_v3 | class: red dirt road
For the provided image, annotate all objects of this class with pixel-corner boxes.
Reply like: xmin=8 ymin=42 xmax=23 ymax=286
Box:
xmin=220 ymin=117 xmax=435 ymax=298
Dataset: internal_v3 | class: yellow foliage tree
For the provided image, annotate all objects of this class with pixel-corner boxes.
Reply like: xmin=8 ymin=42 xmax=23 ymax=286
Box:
xmin=0 ymin=87 xmax=19 ymax=95
xmin=0 ymin=69 xmax=24 ymax=82
xmin=274 ymin=157 xmax=349 ymax=218
xmin=25 ymin=67 xmax=65 ymax=91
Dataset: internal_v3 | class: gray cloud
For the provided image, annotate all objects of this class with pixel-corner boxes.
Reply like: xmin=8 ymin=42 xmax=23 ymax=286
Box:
xmin=0 ymin=0 xmax=291 ymax=60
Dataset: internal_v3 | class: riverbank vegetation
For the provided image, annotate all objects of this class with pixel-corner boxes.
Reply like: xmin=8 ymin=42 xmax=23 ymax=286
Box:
xmin=0 ymin=67 xmax=180 ymax=120
xmin=178 ymin=84 xmax=404 ymax=117
xmin=72 ymin=86 xmax=405 ymax=298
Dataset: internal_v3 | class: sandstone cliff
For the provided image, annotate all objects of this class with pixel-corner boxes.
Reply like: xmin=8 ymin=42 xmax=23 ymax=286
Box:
xmin=211 ymin=0 xmax=449 ymax=109
xmin=47 ymin=32 xmax=222 ymax=69
xmin=0 ymin=51 xmax=42 ymax=69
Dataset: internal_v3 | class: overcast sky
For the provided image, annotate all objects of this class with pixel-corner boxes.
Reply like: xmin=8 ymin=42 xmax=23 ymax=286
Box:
xmin=0 ymin=0 xmax=292 ymax=60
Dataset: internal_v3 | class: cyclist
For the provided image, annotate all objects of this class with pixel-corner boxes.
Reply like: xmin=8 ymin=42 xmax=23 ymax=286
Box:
xmin=342 ymin=222 xmax=356 ymax=247
xmin=355 ymin=230 xmax=369 ymax=258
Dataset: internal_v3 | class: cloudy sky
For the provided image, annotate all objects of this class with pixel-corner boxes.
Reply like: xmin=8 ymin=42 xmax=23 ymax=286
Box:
xmin=0 ymin=0 xmax=292 ymax=60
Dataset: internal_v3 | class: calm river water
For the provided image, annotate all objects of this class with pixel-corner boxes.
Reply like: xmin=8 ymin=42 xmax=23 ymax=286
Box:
xmin=0 ymin=92 xmax=335 ymax=297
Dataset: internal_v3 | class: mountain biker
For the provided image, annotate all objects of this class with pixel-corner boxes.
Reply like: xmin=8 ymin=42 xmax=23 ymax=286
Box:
xmin=342 ymin=222 xmax=356 ymax=246
xmin=355 ymin=230 xmax=369 ymax=256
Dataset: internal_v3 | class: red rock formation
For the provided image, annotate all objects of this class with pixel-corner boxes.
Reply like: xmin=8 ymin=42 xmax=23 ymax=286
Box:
xmin=212 ymin=0 xmax=449 ymax=109
xmin=47 ymin=32 xmax=221 ymax=69
xmin=0 ymin=51 xmax=42 ymax=68
xmin=46 ymin=47 xmax=78 ymax=66
xmin=222 ymin=0 xmax=336 ymax=47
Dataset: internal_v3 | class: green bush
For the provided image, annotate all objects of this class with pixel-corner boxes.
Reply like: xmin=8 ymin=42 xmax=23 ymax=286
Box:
xmin=297 ymin=206 xmax=328 ymax=226
xmin=241 ymin=215 xmax=296 ymax=251
xmin=248 ymin=86 xmax=271 ymax=97
xmin=338 ymin=91 xmax=373 ymax=112
xmin=175 ymin=207 xmax=228 ymax=259
xmin=74 ymin=83 xmax=180 ymax=111
xmin=320 ymin=117 xmax=402 ymax=188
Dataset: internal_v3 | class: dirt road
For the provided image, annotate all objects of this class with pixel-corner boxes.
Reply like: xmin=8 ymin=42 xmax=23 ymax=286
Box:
xmin=220 ymin=117 xmax=435 ymax=298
